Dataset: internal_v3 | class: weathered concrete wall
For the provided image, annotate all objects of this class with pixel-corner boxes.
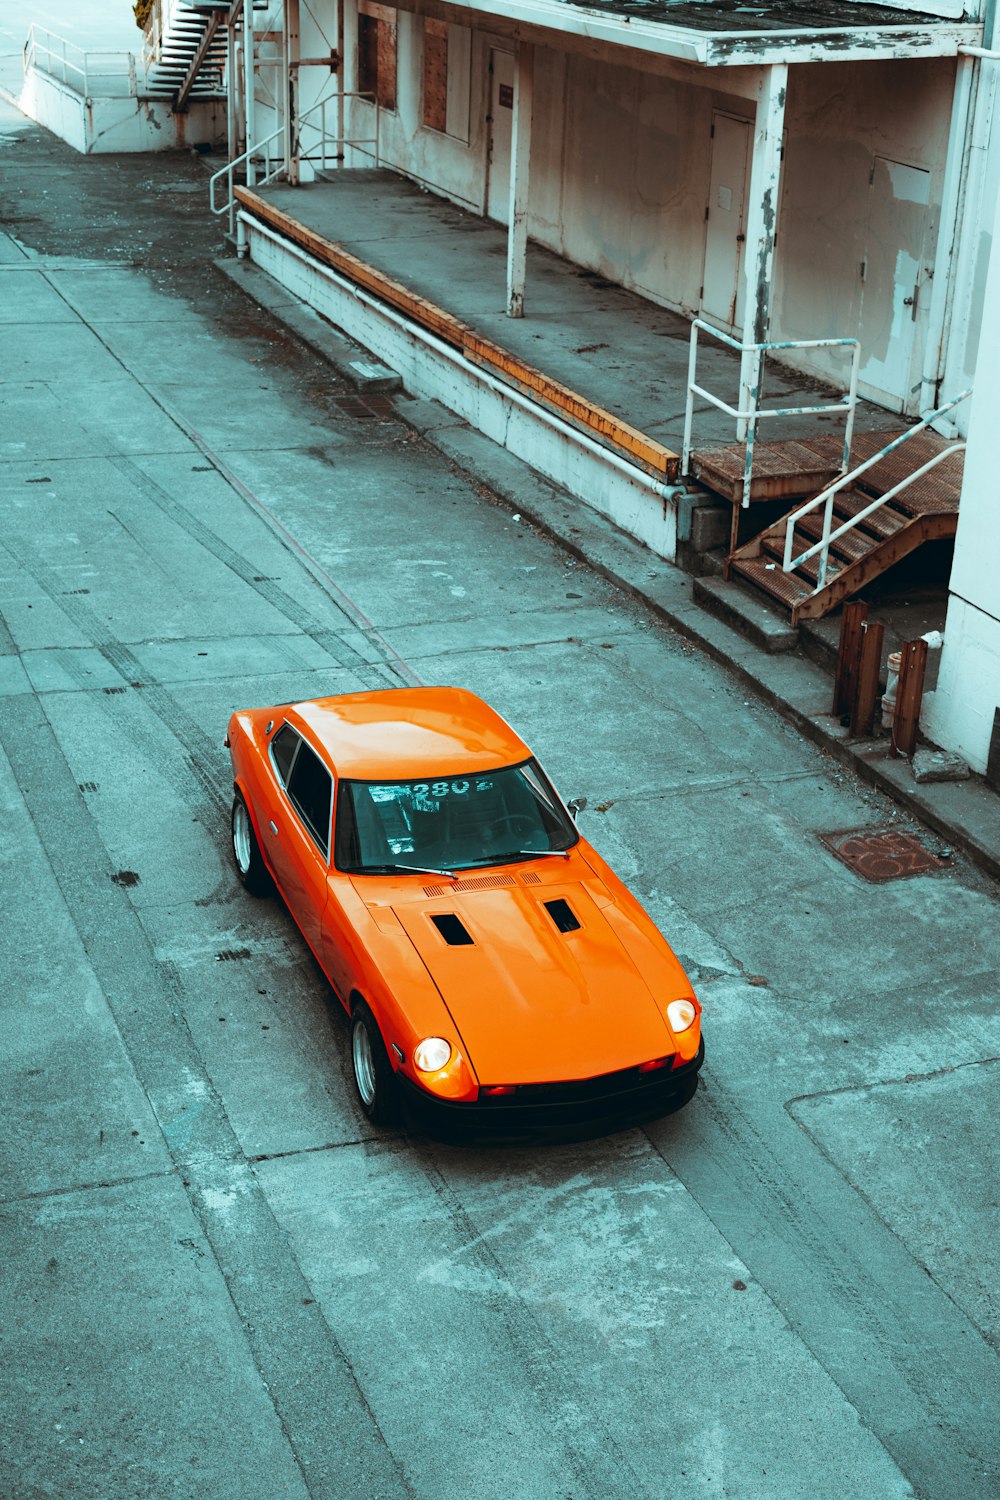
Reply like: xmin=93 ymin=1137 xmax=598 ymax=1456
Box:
xmin=773 ymin=57 xmax=955 ymax=404
xmin=19 ymin=66 xmax=226 ymax=153
xmin=924 ymin=163 xmax=1000 ymax=772
xmin=338 ymin=10 xmax=960 ymax=416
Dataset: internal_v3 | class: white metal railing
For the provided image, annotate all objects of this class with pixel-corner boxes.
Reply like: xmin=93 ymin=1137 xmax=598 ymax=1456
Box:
xmin=209 ymin=93 xmax=380 ymax=233
xmin=682 ymin=320 xmax=861 ymax=511
xmin=781 ymin=388 xmax=972 ymax=592
xmin=24 ymin=23 xmax=138 ymax=99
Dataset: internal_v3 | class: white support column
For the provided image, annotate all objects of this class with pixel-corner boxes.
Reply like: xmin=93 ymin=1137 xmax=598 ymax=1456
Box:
xmin=283 ymin=0 xmax=300 ymax=183
xmin=243 ymin=0 xmax=256 ymax=186
xmin=923 ymin=104 xmax=1000 ymax=774
xmin=506 ymin=41 xmax=534 ymax=319
xmin=921 ymin=54 xmax=975 ymax=415
xmin=738 ymin=62 xmax=787 ymax=437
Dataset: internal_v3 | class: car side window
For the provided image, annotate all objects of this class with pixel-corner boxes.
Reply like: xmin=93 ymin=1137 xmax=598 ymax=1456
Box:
xmin=270 ymin=724 xmax=299 ymax=786
xmin=286 ymin=742 xmax=333 ymax=858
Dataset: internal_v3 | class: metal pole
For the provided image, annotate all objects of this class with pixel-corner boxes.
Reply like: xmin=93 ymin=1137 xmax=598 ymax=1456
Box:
xmin=336 ymin=0 xmax=345 ymax=167
xmin=243 ymin=0 xmax=256 ymax=187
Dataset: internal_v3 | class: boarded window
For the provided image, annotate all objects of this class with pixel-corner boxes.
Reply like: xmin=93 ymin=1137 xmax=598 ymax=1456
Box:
xmin=357 ymin=1 xmax=396 ymax=112
xmin=422 ymin=18 xmax=448 ymax=133
xmin=419 ymin=19 xmax=470 ymax=142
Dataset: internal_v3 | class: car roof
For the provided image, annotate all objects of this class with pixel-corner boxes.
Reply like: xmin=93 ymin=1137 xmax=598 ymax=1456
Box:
xmin=286 ymin=687 xmax=533 ymax=780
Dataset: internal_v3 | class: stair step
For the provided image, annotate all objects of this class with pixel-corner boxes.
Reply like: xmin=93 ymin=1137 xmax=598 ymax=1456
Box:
xmin=818 ymin=487 xmax=907 ymax=540
xmin=759 ymin=538 xmax=836 ymax=588
xmin=729 ymin=556 xmax=814 ymax=609
xmin=794 ymin=511 xmax=878 ymax=565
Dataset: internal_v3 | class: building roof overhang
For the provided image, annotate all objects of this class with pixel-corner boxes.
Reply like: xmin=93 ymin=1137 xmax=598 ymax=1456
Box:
xmin=420 ymin=0 xmax=983 ymax=64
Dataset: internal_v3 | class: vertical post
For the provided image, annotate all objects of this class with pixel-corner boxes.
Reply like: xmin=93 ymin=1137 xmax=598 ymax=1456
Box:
xmin=737 ymin=62 xmax=787 ymax=439
xmin=892 ymin=639 xmax=929 ymax=758
xmin=833 ymin=600 xmax=868 ymax=718
xmin=850 ymin=620 xmax=885 ymax=738
xmin=226 ymin=14 xmax=238 ymax=233
xmin=283 ymin=0 xmax=300 ymax=183
xmin=920 ymin=54 xmax=974 ymax=413
xmin=243 ymin=0 xmax=256 ymax=187
xmin=336 ymin=0 xmax=345 ymax=167
xmin=506 ymin=41 xmax=534 ymax=319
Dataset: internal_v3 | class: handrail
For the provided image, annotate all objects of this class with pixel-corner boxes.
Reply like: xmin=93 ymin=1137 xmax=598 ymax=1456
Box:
xmin=682 ymin=319 xmax=861 ymax=510
xmin=209 ymin=92 xmax=380 ymax=234
xmin=781 ymin=388 xmax=972 ymax=591
xmin=24 ymin=23 xmax=138 ymax=98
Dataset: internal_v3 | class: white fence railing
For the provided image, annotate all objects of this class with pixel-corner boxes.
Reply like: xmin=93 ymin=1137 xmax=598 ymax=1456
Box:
xmin=210 ymin=93 xmax=380 ymax=234
xmin=682 ymin=320 xmax=861 ymax=511
xmin=24 ymin=23 xmax=138 ymax=99
xmin=781 ymin=389 xmax=972 ymax=593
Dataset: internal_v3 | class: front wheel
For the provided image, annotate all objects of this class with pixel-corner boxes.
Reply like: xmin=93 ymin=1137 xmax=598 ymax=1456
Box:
xmin=351 ymin=1002 xmax=399 ymax=1126
xmin=231 ymin=791 xmax=272 ymax=896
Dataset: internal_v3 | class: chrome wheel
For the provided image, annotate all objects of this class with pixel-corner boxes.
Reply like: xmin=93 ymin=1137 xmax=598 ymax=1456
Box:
xmin=232 ymin=799 xmax=252 ymax=875
xmin=352 ymin=1015 xmax=377 ymax=1107
xmin=230 ymin=792 xmax=272 ymax=896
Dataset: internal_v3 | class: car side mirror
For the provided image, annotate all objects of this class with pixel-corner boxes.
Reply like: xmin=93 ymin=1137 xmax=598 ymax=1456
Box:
xmin=567 ymin=796 xmax=587 ymax=821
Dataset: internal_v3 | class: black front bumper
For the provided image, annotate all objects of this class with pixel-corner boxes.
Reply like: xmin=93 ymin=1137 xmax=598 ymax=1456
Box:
xmin=397 ymin=1039 xmax=705 ymax=1138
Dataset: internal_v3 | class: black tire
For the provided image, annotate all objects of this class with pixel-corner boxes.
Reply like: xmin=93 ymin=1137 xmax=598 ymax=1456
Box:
xmin=231 ymin=791 xmax=272 ymax=896
xmin=350 ymin=1001 xmax=399 ymax=1125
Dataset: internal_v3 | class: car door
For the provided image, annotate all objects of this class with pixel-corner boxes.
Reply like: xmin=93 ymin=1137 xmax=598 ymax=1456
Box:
xmin=263 ymin=726 xmax=333 ymax=961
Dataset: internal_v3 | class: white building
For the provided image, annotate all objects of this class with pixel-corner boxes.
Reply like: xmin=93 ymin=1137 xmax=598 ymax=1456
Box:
xmin=190 ymin=0 xmax=999 ymax=771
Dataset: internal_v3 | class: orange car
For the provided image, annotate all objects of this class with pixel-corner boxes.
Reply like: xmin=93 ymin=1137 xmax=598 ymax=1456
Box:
xmin=227 ymin=687 xmax=703 ymax=1133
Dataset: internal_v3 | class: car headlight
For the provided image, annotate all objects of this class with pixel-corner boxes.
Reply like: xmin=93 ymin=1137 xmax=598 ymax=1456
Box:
xmin=667 ymin=998 xmax=698 ymax=1033
xmin=414 ymin=1036 xmax=452 ymax=1073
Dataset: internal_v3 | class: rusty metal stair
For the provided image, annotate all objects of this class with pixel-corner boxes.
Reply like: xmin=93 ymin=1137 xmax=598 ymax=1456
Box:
xmin=711 ymin=430 xmax=963 ymax=627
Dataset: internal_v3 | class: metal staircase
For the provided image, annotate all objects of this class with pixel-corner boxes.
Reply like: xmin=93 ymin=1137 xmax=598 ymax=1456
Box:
xmin=719 ymin=400 xmax=969 ymax=625
xmin=142 ymin=0 xmax=230 ymax=106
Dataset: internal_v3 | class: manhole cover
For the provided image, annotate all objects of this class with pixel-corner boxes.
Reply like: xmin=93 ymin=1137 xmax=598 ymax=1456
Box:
xmin=819 ymin=826 xmax=948 ymax=882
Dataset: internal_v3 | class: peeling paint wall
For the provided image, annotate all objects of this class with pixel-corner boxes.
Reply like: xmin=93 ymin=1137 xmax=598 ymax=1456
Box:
xmin=772 ymin=57 xmax=954 ymax=405
xmin=334 ymin=4 xmax=964 ymax=414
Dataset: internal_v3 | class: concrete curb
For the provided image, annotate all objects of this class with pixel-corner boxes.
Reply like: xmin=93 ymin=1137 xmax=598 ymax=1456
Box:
xmin=212 ymin=252 xmax=1000 ymax=886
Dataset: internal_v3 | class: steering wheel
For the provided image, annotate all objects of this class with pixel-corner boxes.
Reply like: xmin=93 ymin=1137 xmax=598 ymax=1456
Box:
xmin=491 ymin=814 xmax=538 ymax=842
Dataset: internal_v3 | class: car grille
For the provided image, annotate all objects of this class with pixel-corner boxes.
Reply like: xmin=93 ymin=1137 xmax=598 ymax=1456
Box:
xmin=479 ymin=1061 xmax=677 ymax=1107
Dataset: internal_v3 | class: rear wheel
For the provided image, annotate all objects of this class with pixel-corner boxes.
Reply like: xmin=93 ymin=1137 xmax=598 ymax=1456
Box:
xmin=351 ymin=1002 xmax=399 ymax=1125
xmin=231 ymin=792 xmax=272 ymax=896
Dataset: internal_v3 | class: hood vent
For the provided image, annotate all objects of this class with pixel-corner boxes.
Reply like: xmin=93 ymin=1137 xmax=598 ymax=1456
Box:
xmin=431 ymin=913 xmax=475 ymax=946
xmin=544 ymin=898 xmax=581 ymax=934
xmin=423 ymin=873 xmax=517 ymax=897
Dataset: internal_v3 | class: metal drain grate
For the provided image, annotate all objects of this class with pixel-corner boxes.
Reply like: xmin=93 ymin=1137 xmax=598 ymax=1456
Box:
xmin=820 ymin=826 xmax=948 ymax=882
xmin=335 ymin=395 xmax=396 ymax=421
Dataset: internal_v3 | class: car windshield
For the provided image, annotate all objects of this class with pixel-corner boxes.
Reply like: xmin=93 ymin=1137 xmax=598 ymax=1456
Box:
xmin=334 ymin=759 xmax=578 ymax=875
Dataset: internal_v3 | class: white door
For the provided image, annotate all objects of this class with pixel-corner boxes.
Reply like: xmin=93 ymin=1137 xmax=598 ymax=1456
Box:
xmin=701 ymin=113 xmax=751 ymax=331
xmin=485 ymin=49 xmax=514 ymax=224
xmin=859 ymin=157 xmax=932 ymax=412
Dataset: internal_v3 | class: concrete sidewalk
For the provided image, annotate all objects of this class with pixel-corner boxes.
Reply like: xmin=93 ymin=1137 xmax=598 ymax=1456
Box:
xmin=220 ymin=251 xmax=1000 ymax=885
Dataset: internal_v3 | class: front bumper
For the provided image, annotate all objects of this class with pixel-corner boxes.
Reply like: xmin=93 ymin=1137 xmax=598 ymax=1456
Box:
xmin=397 ymin=1038 xmax=705 ymax=1137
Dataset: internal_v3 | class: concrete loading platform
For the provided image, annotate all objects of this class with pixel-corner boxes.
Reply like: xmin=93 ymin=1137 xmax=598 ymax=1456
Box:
xmin=232 ymin=168 xmax=902 ymax=563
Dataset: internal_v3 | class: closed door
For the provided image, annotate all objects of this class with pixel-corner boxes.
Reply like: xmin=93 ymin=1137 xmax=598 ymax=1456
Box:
xmin=485 ymin=48 xmax=514 ymax=223
xmin=859 ymin=157 xmax=932 ymax=412
xmin=702 ymin=113 xmax=751 ymax=331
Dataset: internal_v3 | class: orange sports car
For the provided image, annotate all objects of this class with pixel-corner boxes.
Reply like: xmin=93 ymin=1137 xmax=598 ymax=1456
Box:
xmin=226 ymin=687 xmax=703 ymax=1133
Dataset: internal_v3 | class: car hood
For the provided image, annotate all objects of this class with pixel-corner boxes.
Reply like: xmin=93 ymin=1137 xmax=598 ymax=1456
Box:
xmin=389 ymin=874 xmax=678 ymax=1084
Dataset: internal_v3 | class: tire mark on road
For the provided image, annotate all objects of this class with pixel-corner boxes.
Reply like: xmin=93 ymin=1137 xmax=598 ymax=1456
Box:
xmin=647 ymin=1081 xmax=999 ymax=1500
xmin=412 ymin=1141 xmax=654 ymax=1500
xmin=0 ymin=693 xmax=414 ymax=1500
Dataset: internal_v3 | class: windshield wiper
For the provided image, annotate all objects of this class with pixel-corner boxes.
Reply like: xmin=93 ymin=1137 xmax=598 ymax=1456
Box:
xmin=379 ymin=864 xmax=458 ymax=876
xmin=515 ymin=848 xmax=571 ymax=859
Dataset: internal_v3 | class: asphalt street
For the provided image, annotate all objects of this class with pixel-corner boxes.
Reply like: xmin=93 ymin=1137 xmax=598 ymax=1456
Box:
xmin=1 ymin=96 xmax=998 ymax=1500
